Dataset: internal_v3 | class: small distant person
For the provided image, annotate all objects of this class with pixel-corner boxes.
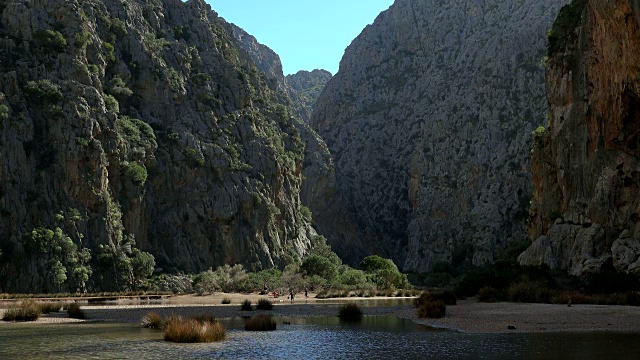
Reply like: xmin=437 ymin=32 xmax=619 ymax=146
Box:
xmin=290 ymin=290 xmax=294 ymax=303
xmin=305 ymin=288 xmax=308 ymax=298
xmin=274 ymin=291 xmax=278 ymax=299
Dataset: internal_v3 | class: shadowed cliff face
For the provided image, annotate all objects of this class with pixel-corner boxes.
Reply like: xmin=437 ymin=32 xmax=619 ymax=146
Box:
xmin=310 ymin=0 xmax=563 ymax=271
xmin=521 ymin=0 xmax=640 ymax=275
xmin=0 ymin=0 xmax=315 ymax=291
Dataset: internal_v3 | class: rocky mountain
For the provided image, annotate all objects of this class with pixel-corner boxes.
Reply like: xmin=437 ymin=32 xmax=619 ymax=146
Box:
xmin=229 ymin=26 xmax=331 ymax=124
xmin=286 ymin=69 xmax=332 ymax=123
xmin=0 ymin=0 xmax=316 ymax=292
xmin=519 ymin=0 xmax=640 ymax=275
xmin=310 ymin=0 xmax=564 ymax=271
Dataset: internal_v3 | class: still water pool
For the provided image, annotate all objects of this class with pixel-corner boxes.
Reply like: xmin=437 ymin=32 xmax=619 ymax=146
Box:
xmin=0 ymin=316 xmax=639 ymax=359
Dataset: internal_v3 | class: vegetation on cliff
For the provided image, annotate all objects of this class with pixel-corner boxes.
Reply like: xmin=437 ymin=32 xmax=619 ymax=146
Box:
xmin=0 ymin=0 xmax=316 ymax=293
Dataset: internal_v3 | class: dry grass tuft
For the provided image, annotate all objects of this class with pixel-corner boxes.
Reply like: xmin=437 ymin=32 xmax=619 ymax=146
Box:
xmin=141 ymin=312 xmax=165 ymax=329
xmin=67 ymin=303 xmax=86 ymax=319
xmin=2 ymin=300 xmax=41 ymax=321
xmin=163 ymin=316 xmax=225 ymax=343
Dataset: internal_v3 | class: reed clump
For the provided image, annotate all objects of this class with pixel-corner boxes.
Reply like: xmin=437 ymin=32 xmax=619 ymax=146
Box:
xmin=417 ymin=300 xmax=446 ymax=319
xmin=141 ymin=312 xmax=165 ymax=329
xmin=256 ymin=298 xmax=273 ymax=310
xmin=244 ymin=315 xmax=277 ymax=331
xmin=2 ymin=300 xmax=42 ymax=321
xmin=240 ymin=299 xmax=253 ymax=311
xmin=163 ymin=316 xmax=226 ymax=343
xmin=338 ymin=303 xmax=363 ymax=322
xmin=67 ymin=303 xmax=86 ymax=319
xmin=39 ymin=302 xmax=63 ymax=314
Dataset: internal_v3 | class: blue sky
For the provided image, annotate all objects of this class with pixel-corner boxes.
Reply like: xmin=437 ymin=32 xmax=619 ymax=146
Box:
xmin=207 ymin=0 xmax=394 ymax=76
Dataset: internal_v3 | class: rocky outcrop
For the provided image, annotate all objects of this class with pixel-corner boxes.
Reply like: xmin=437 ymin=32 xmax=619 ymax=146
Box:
xmin=310 ymin=0 xmax=563 ymax=271
xmin=520 ymin=0 xmax=640 ymax=275
xmin=0 ymin=0 xmax=315 ymax=292
xmin=228 ymin=26 xmax=331 ymax=124
xmin=224 ymin=23 xmax=348 ymax=258
xmin=286 ymin=69 xmax=332 ymax=123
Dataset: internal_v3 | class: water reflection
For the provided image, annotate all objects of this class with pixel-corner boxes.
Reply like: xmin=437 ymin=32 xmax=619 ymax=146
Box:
xmin=1 ymin=317 xmax=639 ymax=359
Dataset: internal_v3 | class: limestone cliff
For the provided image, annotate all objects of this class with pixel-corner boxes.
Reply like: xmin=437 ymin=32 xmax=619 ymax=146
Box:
xmin=520 ymin=0 xmax=640 ymax=275
xmin=229 ymin=26 xmax=331 ymax=123
xmin=0 ymin=0 xmax=314 ymax=292
xmin=311 ymin=0 xmax=563 ymax=271
xmin=286 ymin=69 xmax=332 ymax=123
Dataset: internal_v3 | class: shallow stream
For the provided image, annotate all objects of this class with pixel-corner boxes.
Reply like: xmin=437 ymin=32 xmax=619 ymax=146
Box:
xmin=1 ymin=316 xmax=639 ymax=359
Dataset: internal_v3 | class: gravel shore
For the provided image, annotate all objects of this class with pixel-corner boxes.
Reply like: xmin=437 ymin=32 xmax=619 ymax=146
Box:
xmin=4 ymin=295 xmax=640 ymax=333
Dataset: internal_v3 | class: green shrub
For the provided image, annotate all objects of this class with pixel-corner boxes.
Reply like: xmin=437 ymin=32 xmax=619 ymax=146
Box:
xmin=241 ymin=299 xmax=252 ymax=311
xmin=300 ymin=205 xmax=312 ymax=221
xmin=74 ymin=31 xmax=91 ymax=48
xmin=108 ymin=76 xmax=133 ymax=97
xmin=533 ymin=126 xmax=546 ymax=140
xmin=163 ymin=316 xmax=225 ymax=343
xmin=256 ymin=298 xmax=273 ymax=310
xmin=172 ymin=26 xmax=190 ymax=41
xmin=0 ymin=104 xmax=8 ymax=120
xmin=110 ymin=18 xmax=128 ymax=37
xmin=75 ymin=137 xmax=90 ymax=147
xmin=67 ymin=303 xmax=85 ymax=319
xmin=338 ymin=303 xmax=363 ymax=322
xmin=122 ymin=161 xmax=148 ymax=186
xmin=141 ymin=312 xmax=164 ymax=329
xmin=417 ymin=300 xmax=446 ymax=319
xmin=185 ymin=148 xmax=205 ymax=167
xmin=244 ymin=315 xmax=276 ymax=331
xmin=115 ymin=116 xmax=157 ymax=153
xmin=104 ymin=42 xmax=115 ymax=63
xmin=88 ymin=64 xmax=99 ymax=76
xmin=24 ymin=80 xmax=63 ymax=108
xmin=2 ymin=300 xmax=41 ymax=321
xmin=33 ymin=30 xmax=67 ymax=53
xmin=104 ymin=94 xmax=119 ymax=113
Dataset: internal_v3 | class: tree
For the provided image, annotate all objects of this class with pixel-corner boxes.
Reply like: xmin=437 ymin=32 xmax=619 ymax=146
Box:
xmin=359 ymin=255 xmax=409 ymax=290
xmin=21 ymin=226 xmax=92 ymax=293
xmin=301 ymin=255 xmax=338 ymax=281
xmin=97 ymin=234 xmax=155 ymax=291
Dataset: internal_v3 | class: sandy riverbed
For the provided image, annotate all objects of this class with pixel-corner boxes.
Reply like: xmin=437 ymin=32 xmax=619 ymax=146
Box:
xmin=3 ymin=294 xmax=640 ymax=333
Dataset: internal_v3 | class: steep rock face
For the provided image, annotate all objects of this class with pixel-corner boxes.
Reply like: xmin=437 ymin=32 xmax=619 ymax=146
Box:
xmin=311 ymin=0 xmax=563 ymax=271
xmin=229 ymin=27 xmax=331 ymax=123
xmin=0 ymin=0 xmax=313 ymax=292
xmin=225 ymin=24 xmax=352 ymax=257
xmin=520 ymin=0 xmax=640 ymax=275
xmin=286 ymin=69 xmax=332 ymax=123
